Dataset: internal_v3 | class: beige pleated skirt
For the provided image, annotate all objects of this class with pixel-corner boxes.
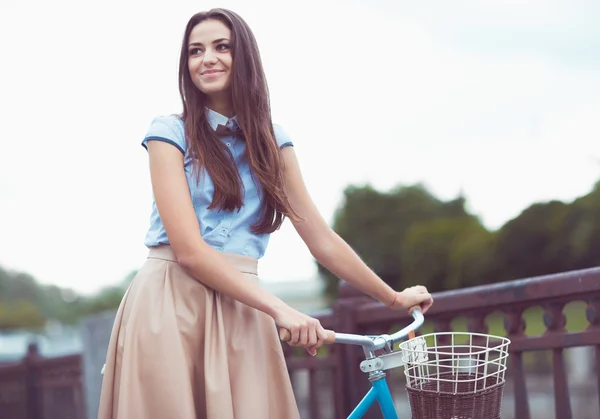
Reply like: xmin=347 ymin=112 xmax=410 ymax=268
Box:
xmin=98 ymin=245 xmax=300 ymax=419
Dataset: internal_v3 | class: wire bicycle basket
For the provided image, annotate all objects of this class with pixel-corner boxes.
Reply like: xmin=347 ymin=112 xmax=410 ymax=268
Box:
xmin=399 ymin=332 xmax=511 ymax=419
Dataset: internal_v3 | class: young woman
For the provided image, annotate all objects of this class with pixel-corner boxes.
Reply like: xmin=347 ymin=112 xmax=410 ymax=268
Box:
xmin=98 ymin=8 xmax=433 ymax=419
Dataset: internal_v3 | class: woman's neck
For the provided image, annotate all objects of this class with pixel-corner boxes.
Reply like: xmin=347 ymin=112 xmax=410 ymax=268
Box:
xmin=206 ymin=93 xmax=235 ymax=118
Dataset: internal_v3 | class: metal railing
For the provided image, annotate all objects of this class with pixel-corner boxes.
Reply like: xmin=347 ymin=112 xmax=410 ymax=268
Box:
xmin=283 ymin=267 xmax=600 ymax=419
xmin=2 ymin=266 xmax=599 ymax=419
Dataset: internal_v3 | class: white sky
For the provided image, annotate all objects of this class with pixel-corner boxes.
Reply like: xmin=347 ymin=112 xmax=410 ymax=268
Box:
xmin=1 ymin=0 xmax=599 ymax=295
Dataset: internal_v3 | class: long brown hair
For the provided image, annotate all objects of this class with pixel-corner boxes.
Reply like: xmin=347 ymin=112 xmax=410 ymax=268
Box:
xmin=178 ymin=8 xmax=299 ymax=234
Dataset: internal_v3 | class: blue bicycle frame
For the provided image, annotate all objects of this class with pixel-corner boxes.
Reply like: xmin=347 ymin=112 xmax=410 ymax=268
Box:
xmin=332 ymin=309 xmax=425 ymax=419
xmin=348 ymin=377 xmax=397 ymax=419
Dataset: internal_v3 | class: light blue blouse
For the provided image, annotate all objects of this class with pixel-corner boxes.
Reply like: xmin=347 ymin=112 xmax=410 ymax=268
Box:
xmin=141 ymin=109 xmax=294 ymax=259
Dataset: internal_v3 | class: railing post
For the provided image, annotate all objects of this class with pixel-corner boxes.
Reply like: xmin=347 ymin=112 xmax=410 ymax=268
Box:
xmin=333 ymin=281 xmax=375 ymax=418
xmin=332 ymin=297 xmax=356 ymax=418
xmin=24 ymin=342 xmax=40 ymax=419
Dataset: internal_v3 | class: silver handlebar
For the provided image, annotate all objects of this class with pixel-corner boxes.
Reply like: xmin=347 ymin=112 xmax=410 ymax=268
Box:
xmin=332 ymin=309 xmax=424 ymax=351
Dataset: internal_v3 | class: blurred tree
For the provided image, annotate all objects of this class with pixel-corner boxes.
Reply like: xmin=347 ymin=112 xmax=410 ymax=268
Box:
xmin=567 ymin=181 xmax=600 ymax=270
xmin=319 ymin=184 xmax=475 ymax=298
xmin=34 ymin=284 xmax=83 ymax=325
xmin=447 ymin=222 xmax=499 ymax=289
xmin=399 ymin=216 xmax=496 ymax=292
xmin=3 ymin=272 xmax=40 ymax=302
xmin=79 ymin=285 xmax=126 ymax=316
xmin=494 ymin=200 xmax=575 ymax=280
xmin=0 ymin=267 xmax=7 ymax=295
xmin=319 ymin=179 xmax=600 ymax=301
xmin=0 ymin=266 xmax=132 ymax=330
xmin=0 ymin=300 xmax=46 ymax=330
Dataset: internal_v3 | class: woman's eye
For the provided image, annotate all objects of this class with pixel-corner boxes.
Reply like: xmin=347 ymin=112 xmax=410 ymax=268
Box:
xmin=217 ymin=44 xmax=230 ymax=51
xmin=189 ymin=48 xmax=202 ymax=56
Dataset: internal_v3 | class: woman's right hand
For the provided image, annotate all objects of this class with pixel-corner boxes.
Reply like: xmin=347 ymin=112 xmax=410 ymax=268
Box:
xmin=271 ymin=303 xmax=329 ymax=356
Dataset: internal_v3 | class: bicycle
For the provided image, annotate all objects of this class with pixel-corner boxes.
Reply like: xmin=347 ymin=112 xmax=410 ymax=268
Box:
xmin=280 ymin=309 xmax=511 ymax=419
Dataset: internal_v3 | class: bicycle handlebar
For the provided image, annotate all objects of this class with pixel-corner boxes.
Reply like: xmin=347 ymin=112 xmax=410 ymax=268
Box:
xmin=279 ymin=307 xmax=425 ymax=351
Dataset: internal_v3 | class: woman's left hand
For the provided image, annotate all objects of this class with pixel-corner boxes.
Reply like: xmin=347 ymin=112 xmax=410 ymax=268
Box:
xmin=389 ymin=285 xmax=433 ymax=314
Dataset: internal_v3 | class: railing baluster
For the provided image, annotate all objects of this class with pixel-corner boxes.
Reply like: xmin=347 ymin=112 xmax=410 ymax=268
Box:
xmin=552 ymin=348 xmax=572 ymax=418
xmin=544 ymin=302 xmax=572 ymax=419
xmin=586 ymin=297 xmax=600 ymax=417
xmin=505 ymin=309 xmax=530 ymax=419
xmin=435 ymin=317 xmax=452 ymax=334
xmin=329 ymin=344 xmax=344 ymax=419
xmin=512 ymin=352 xmax=530 ymax=419
xmin=309 ymin=367 xmax=321 ymax=419
xmin=467 ymin=312 xmax=489 ymax=334
xmin=333 ymin=297 xmax=362 ymax=416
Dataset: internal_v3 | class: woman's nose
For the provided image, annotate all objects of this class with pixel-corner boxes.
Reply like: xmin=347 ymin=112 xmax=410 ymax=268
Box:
xmin=203 ymin=49 xmax=217 ymax=65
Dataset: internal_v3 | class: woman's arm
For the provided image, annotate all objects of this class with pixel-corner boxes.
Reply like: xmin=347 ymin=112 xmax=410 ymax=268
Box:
xmin=146 ymin=141 xmax=329 ymax=352
xmin=281 ymin=147 xmax=432 ymax=312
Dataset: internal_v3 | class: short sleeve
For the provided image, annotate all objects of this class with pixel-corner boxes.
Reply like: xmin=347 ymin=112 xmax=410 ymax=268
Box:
xmin=273 ymin=124 xmax=294 ymax=149
xmin=141 ymin=115 xmax=187 ymax=155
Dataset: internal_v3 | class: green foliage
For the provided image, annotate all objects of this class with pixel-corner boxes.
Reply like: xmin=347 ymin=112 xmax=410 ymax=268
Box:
xmin=78 ymin=285 xmax=129 ymax=317
xmin=400 ymin=216 xmax=496 ymax=291
xmin=567 ymin=181 xmax=600 ymax=269
xmin=321 ymin=180 xmax=600 ymax=299
xmin=494 ymin=201 xmax=572 ymax=280
xmin=0 ymin=300 xmax=45 ymax=330
xmin=320 ymin=184 xmax=473 ymax=296
xmin=0 ymin=267 xmax=135 ymax=331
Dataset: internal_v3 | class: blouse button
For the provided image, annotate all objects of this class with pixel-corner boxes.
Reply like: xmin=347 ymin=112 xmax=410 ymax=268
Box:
xmin=226 ymin=142 xmax=231 ymax=147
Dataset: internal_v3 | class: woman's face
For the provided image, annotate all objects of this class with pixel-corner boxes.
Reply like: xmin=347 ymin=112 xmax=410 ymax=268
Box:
xmin=187 ymin=19 xmax=233 ymax=98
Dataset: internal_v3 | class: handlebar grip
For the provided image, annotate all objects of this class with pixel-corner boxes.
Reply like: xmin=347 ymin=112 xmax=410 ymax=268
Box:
xmin=409 ymin=305 xmax=422 ymax=315
xmin=408 ymin=306 xmax=422 ymax=339
xmin=279 ymin=328 xmax=336 ymax=345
